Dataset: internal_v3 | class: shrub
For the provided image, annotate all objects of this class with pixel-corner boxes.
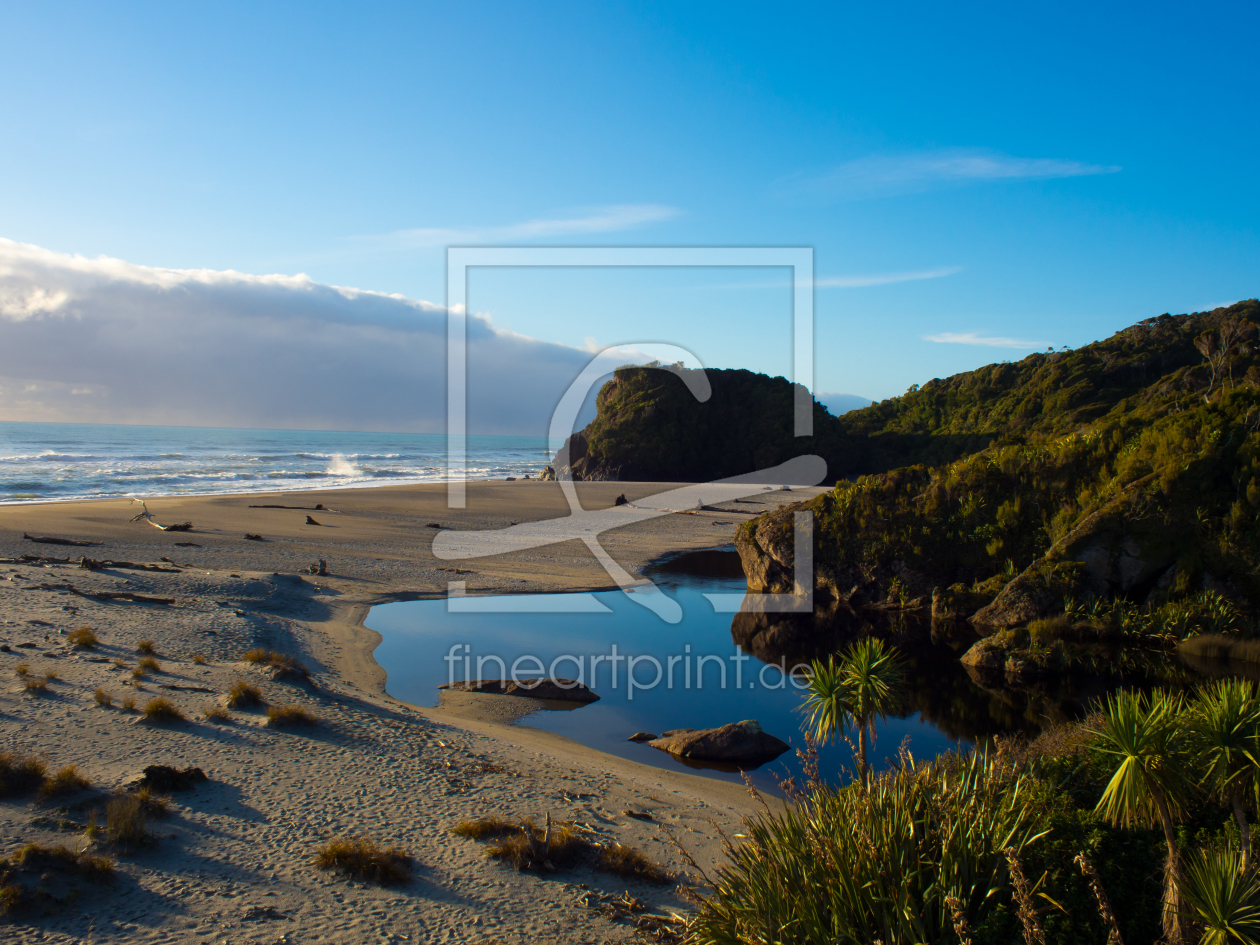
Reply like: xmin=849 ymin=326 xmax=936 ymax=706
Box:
xmin=105 ymin=795 xmax=150 ymax=849
xmin=314 ymin=837 xmax=412 ymax=884
xmin=137 ymin=656 xmax=161 ymax=674
xmin=0 ymin=752 xmax=46 ymax=797
xmin=38 ymin=765 xmax=90 ymax=799
xmin=595 ymin=843 xmax=672 ymax=884
xmin=68 ymin=627 xmax=98 ymax=648
xmin=226 ymin=679 xmax=264 ymax=708
xmin=136 ymin=640 xmax=156 ymax=655
xmin=266 ymin=705 xmax=317 ymax=727
xmin=94 ymin=688 xmax=112 ymax=707
xmin=203 ymin=704 xmax=232 ymax=722
xmin=141 ymin=697 xmax=185 ymax=722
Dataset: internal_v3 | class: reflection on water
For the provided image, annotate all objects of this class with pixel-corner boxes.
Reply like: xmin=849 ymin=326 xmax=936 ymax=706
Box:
xmin=367 ymin=547 xmax=1187 ymax=788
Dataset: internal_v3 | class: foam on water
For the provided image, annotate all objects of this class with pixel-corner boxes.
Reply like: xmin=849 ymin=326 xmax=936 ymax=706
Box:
xmin=0 ymin=421 xmax=553 ymax=502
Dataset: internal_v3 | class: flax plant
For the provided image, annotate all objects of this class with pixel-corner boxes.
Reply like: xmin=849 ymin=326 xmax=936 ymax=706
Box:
xmin=687 ymin=749 xmax=1048 ymax=944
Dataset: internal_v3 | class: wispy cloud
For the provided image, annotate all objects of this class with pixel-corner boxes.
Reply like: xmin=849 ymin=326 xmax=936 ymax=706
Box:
xmin=369 ymin=204 xmax=681 ymax=249
xmin=924 ymin=331 xmax=1048 ymax=349
xmin=815 ymin=266 xmax=961 ymax=288
xmin=782 ymin=148 xmax=1121 ymax=201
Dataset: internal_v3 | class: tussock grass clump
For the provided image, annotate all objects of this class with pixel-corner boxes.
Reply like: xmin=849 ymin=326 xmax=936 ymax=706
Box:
xmin=191 ymin=653 xmax=207 ymax=665
xmin=131 ymin=666 xmax=148 ymax=680
xmin=43 ymin=669 xmax=57 ymax=681
xmin=111 ymin=658 xmax=127 ymax=668
xmin=121 ymin=694 xmax=136 ymax=711
xmin=0 ymin=752 xmax=46 ymax=797
xmin=137 ymin=656 xmax=161 ymax=674
xmin=595 ymin=843 xmax=672 ymax=884
xmin=94 ymin=687 xmax=113 ymax=707
xmin=314 ymin=837 xmax=413 ymax=884
xmin=226 ymin=679 xmax=264 ymax=708
xmin=266 ymin=704 xmax=317 ymax=727
xmin=203 ymin=704 xmax=232 ymax=722
xmin=487 ymin=819 xmax=586 ymax=870
xmin=451 ymin=816 xmax=518 ymax=840
xmin=38 ymin=765 xmax=90 ymax=799
xmin=133 ymin=785 xmax=171 ymax=817
xmin=141 ymin=697 xmax=185 ymax=722
xmin=9 ymin=842 xmax=114 ymax=879
xmin=23 ymin=676 xmax=49 ymax=694
xmin=105 ymin=794 xmax=151 ymax=849
xmin=136 ymin=639 xmax=156 ymax=655
xmin=244 ymin=649 xmax=308 ymax=678
xmin=14 ymin=662 xmax=29 ymax=678
xmin=68 ymin=626 xmax=98 ymax=648
xmin=0 ymin=843 xmax=115 ymax=913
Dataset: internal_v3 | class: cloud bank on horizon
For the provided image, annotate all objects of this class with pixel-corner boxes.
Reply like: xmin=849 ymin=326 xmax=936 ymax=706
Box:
xmin=923 ymin=331 xmax=1048 ymax=349
xmin=0 ymin=238 xmax=643 ymax=434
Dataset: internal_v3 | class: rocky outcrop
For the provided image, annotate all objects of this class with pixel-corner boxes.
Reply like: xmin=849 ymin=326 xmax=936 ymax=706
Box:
xmin=647 ymin=720 xmax=790 ymax=764
xmin=439 ymin=678 xmax=600 ymax=703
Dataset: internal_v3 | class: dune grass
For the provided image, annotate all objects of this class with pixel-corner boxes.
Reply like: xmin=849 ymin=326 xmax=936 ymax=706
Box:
xmin=451 ymin=816 xmax=518 ymax=840
xmin=68 ymin=626 xmax=98 ymax=648
xmin=38 ymin=765 xmax=90 ymax=800
xmin=105 ymin=795 xmax=150 ymax=849
xmin=1 ymin=843 xmax=115 ymax=914
xmin=266 ymin=705 xmax=317 ymax=727
xmin=23 ymin=676 xmax=49 ymax=694
xmin=132 ymin=785 xmax=171 ymax=817
xmin=226 ymin=679 xmax=264 ymax=708
xmin=454 ymin=815 xmax=670 ymax=881
xmin=136 ymin=639 xmax=156 ymax=655
xmin=121 ymin=694 xmax=136 ymax=711
xmin=244 ymin=648 xmax=308 ymax=678
xmin=0 ymin=752 xmax=46 ymax=798
xmin=136 ymin=656 xmax=161 ymax=674
xmin=191 ymin=653 xmax=207 ymax=665
xmin=314 ymin=837 xmax=413 ymax=884
xmin=141 ymin=697 xmax=185 ymax=722
xmin=94 ymin=688 xmax=113 ymax=707
xmin=14 ymin=662 xmax=29 ymax=678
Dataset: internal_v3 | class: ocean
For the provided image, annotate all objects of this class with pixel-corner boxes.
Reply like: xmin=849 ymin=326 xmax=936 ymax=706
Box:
xmin=0 ymin=421 xmax=553 ymax=503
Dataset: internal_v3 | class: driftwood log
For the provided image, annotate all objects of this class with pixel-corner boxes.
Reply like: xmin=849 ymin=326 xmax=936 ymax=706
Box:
xmin=23 ymin=533 xmax=100 ymax=547
xmin=128 ymin=499 xmax=193 ymax=532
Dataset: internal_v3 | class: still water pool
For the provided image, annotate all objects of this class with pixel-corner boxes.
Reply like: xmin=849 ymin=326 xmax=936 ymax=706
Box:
xmin=366 ymin=549 xmax=1108 ymax=788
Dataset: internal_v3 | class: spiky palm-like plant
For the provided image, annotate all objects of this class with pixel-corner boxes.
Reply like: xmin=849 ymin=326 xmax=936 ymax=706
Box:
xmin=800 ymin=656 xmax=849 ymax=747
xmin=802 ymin=639 xmax=905 ymax=784
xmin=1093 ymin=688 xmax=1192 ymax=945
xmin=1182 ymin=848 xmax=1260 ymax=945
xmin=1191 ymin=679 xmax=1260 ymax=873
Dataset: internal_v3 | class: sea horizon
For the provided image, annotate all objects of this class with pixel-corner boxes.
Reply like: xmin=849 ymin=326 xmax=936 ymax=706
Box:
xmin=0 ymin=419 xmax=555 ymax=505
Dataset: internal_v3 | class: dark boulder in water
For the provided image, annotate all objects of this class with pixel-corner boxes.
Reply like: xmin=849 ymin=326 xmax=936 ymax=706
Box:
xmin=647 ymin=719 xmax=789 ymax=764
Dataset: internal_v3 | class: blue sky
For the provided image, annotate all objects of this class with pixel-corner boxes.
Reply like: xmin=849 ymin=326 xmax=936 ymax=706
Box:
xmin=0 ymin=0 xmax=1256 ymax=415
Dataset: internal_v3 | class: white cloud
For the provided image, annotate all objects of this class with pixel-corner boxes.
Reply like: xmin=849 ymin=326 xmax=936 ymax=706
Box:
xmin=815 ymin=266 xmax=962 ymax=288
xmin=923 ymin=331 xmax=1048 ymax=349
xmin=782 ymin=149 xmax=1121 ymax=201
xmin=0 ymin=238 xmax=651 ymax=433
xmin=367 ymin=204 xmax=681 ymax=249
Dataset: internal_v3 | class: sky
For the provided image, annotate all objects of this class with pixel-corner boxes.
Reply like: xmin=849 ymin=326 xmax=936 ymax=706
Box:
xmin=0 ymin=1 xmax=1256 ymax=432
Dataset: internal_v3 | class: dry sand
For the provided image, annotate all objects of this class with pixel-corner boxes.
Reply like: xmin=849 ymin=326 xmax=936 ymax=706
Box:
xmin=0 ymin=480 xmax=821 ymax=943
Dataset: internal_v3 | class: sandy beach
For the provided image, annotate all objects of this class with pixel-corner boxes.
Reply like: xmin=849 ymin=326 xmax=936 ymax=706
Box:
xmin=0 ymin=480 xmax=822 ymax=944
